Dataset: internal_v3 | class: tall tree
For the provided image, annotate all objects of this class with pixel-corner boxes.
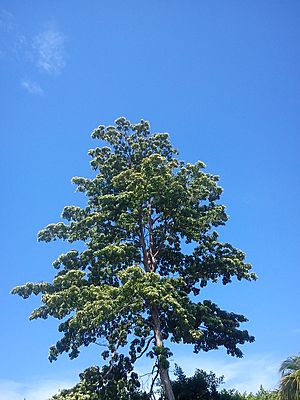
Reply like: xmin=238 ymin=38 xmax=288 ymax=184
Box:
xmin=13 ymin=118 xmax=256 ymax=400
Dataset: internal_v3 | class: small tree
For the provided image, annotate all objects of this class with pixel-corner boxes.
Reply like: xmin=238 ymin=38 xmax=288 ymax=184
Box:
xmin=13 ymin=118 xmax=256 ymax=400
xmin=169 ymin=364 xmax=224 ymax=400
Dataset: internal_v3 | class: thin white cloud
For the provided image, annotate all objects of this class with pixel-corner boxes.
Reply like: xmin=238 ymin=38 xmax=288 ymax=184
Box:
xmin=0 ymin=9 xmax=15 ymax=33
xmin=33 ymin=29 xmax=66 ymax=75
xmin=0 ymin=9 xmax=18 ymax=58
xmin=21 ymin=79 xmax=44 ymax=96
xmin=0 ymin=9 xmax=29 ymax=60
xmin=0 ymin=379 xmax=75 ymax=400
xmin=0 ymin=9 xmax=67 ymax=94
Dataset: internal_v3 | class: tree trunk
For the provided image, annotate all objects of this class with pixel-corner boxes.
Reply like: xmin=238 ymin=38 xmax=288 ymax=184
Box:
xmin=151 ymin=305 xmax=175 ymax=400
xmin=139 ymin=205 xmax=175 ymax=399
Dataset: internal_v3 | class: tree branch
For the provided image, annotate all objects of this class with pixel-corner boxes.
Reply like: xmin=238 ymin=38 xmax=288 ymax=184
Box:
xmin=135 ymin=335 xmax=155 ymax=361
xmin=147 ymin=202 xmax=156 ymax=271
xmin=138 ymin=207 xmax=150 ymax=272
xmin=149 ymin=364 xmax=159 ymax=397
xmin=153 ymin=217 xmax=170 ymax=258
xmin=101 ymin=341 xmax=121 ymax=380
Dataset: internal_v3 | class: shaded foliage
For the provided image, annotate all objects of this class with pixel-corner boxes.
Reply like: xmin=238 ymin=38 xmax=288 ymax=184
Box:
xmin=51 ymin=364 xmax=150 ymax=400
xmin=169 ymin=364 xmax=223 ymax=400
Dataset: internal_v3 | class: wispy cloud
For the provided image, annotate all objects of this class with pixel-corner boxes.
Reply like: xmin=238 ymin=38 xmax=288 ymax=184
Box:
xmin=21 ymin=79 xmax=44 ymax=96
xmin=0 ymin=9 xmax=19 ymax=58
xmin=0 ymin=9 xmax=15 ymax=33
xmin=0 ymin=9 xmax=67 ymax=94
xmin=33 ymin=29 xmax=66 ymax=75
xmin=0 ymin=379 xmax=75 ymax=400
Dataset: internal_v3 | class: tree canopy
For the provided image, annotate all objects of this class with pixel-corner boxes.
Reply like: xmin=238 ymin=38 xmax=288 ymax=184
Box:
xmin=12 ymin=117 xmax=256 ymax=399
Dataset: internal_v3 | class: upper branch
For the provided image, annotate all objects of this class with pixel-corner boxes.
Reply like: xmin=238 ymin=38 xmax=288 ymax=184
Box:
xmin=138 ymin=208 xmax=150 ymax=272
xmin=134 ymin=335 xmax=155 ymax=361
xmin=147 ymin=203 xmax=156 ymax=272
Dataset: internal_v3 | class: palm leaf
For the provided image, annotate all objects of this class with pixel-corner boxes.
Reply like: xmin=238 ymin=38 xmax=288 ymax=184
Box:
xmin=279 ymin=369 xmax=300 ymax=400
xmin=279 ymin=355 xmax=300 ymax=376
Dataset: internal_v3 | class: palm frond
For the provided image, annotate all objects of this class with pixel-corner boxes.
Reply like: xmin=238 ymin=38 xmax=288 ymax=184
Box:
xmin=278 ymin=369 xmax=300 ymax=400
xmin=279 ymin=355 xmax=300 ymax=376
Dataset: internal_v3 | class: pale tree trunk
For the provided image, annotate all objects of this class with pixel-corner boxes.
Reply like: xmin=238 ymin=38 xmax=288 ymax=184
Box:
xmin=151 ymin=305 xmax=175 ymax=400
xmin=138 ymin=206 xmax=175 ymax=400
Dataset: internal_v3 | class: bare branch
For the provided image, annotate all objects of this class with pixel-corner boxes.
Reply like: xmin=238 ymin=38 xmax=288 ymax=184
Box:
xmin=149 ymin=364 xmax=159 ymax=397
xmin=100 ymin=334 xmax=124 ymax=381
xmin=138 ymin=207 xmax=150 ymax=272
xmin=135 ymin=335 xmax=155 ymax=361
xmin=147 ymin=202 xmax=157 ymax=271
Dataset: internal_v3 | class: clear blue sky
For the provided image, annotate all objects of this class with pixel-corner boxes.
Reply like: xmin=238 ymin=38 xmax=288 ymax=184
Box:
xmin=1 ymin=1 xmax=299 ymax=398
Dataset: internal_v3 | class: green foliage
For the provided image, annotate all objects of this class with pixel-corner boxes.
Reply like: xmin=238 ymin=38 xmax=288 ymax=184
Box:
xmin=51 ymin=365 xmax=150 ymax=400
xmin=279 ymin=355 xmax=300 ymax=377
xmin=218 ymin=388 xmax=277 ymax=400
xmin=278 ymin=355 xmax=300 ymax=400
xmin=12 ymin=118 xmax=256 ymax=398
xmin=170 ymin=364 xmax=223 ymax=399
xmin=218 ymin=389 xmax=248 ymax=400
xmin=240 ymin=386 xmax=278 ymax=400
xmin=278 ymin=370 xmax=300 ymax=400
xmin=162 ymin=366 xmax=278 ymax=400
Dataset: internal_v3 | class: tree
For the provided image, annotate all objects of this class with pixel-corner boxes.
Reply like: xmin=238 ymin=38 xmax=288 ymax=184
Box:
xmin=12 ymin=117 xmax=256 ymax=400
xmin=278 ymin=355 xmax=300 ymax=400
xmin=168 ymin=364 xmax=224 ymax=400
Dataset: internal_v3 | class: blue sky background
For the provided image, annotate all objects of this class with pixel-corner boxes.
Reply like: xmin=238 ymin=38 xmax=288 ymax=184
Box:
xmin=1 ymin=1 xmax=300 ymax=398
